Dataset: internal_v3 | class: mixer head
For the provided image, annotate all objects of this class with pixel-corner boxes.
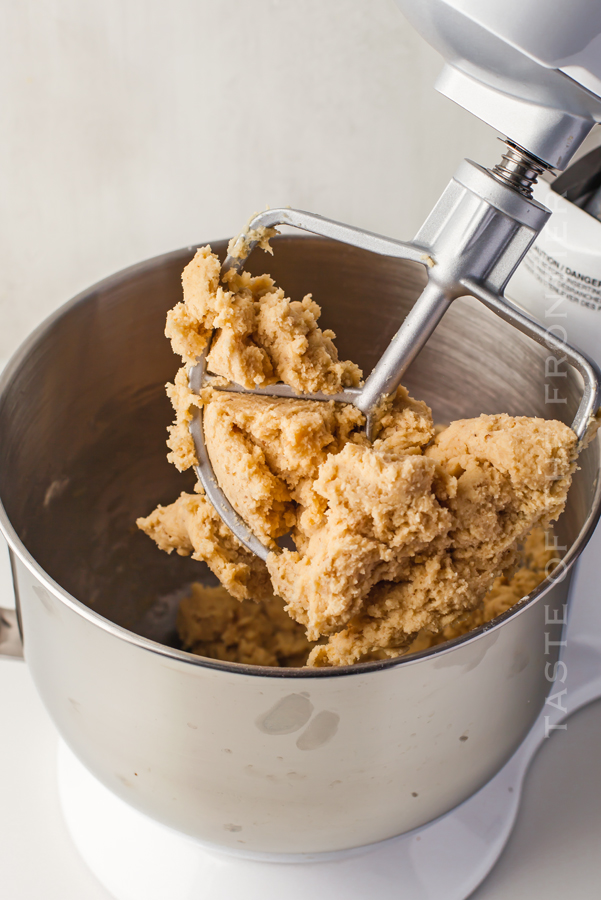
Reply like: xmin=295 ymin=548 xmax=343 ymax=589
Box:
xmin=394 ymin=0 xmax=601 ymax=171
xmin=188 ymin=143 xmax=601 ymax=560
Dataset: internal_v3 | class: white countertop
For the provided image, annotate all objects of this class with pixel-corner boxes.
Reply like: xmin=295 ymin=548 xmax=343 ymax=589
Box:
xmin=1 ymin=531 xmax=601 ymax=899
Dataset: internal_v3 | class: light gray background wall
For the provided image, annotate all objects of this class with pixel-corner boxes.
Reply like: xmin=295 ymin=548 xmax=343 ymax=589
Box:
xmin=0 ymin=0 xmax=501 ymax=359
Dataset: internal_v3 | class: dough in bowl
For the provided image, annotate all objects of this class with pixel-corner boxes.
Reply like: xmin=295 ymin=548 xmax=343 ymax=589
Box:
xmin=138 ymin=245 xmax=586 ymax=666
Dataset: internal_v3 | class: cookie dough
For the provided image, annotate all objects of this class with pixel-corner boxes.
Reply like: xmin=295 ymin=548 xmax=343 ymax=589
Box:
xmin=177 ymin=583 xmax=312 ymax=667
xmin=402 ymin=525 xmax=557 ymax=654
xmin=175 ymin=525 xmax=554 ymax=666
xmin=137 ymin=245 xmax=582 ymax=667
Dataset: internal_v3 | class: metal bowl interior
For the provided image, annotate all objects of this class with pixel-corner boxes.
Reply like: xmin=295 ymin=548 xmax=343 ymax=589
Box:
xmin=0 ymin=236 xmax=599 ymax=663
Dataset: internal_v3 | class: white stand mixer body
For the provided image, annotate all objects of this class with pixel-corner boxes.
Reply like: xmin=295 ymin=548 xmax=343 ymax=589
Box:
xmin=509 ymin=179 xmax=601 ymax=362
xmin=395 ymin=0 xmax=601 ymax=168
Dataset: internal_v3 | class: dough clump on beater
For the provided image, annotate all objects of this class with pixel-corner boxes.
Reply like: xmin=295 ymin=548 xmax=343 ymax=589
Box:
xmin=138 ymin=246 xmax=580 ymax=667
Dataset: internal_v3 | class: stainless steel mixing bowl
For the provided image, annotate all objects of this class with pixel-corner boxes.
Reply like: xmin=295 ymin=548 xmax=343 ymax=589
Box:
xmin=0 ymin=237 xmax=599 ymax=854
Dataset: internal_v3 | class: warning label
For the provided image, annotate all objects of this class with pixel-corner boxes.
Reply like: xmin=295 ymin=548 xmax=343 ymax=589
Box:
xmin=523 ymin=247 xmax=601 ymax=312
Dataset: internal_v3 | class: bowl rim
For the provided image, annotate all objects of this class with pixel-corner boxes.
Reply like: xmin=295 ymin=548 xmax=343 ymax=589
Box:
xmin=1 ymin=239 xmax=600 ymax=679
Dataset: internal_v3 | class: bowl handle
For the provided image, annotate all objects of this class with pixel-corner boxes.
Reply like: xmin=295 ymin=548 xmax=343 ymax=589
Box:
xmin=0 ymin=608 xmax=23 ymax=659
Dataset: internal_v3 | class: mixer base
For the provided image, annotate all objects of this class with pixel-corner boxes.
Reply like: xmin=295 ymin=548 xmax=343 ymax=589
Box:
xmin=53 ymin=740 xmax=527 ymax=900
xmin=57 ymin=546 xmax=601 ymax=900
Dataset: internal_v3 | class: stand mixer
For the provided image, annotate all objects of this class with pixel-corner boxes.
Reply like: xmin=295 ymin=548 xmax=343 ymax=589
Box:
xmin=190 ymin=0 xmax=601 ymax=554
xmin=149 ymin=2 xmax=601 ymax=894
xmin=5 ymin=4 xmax=601 ymax=900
